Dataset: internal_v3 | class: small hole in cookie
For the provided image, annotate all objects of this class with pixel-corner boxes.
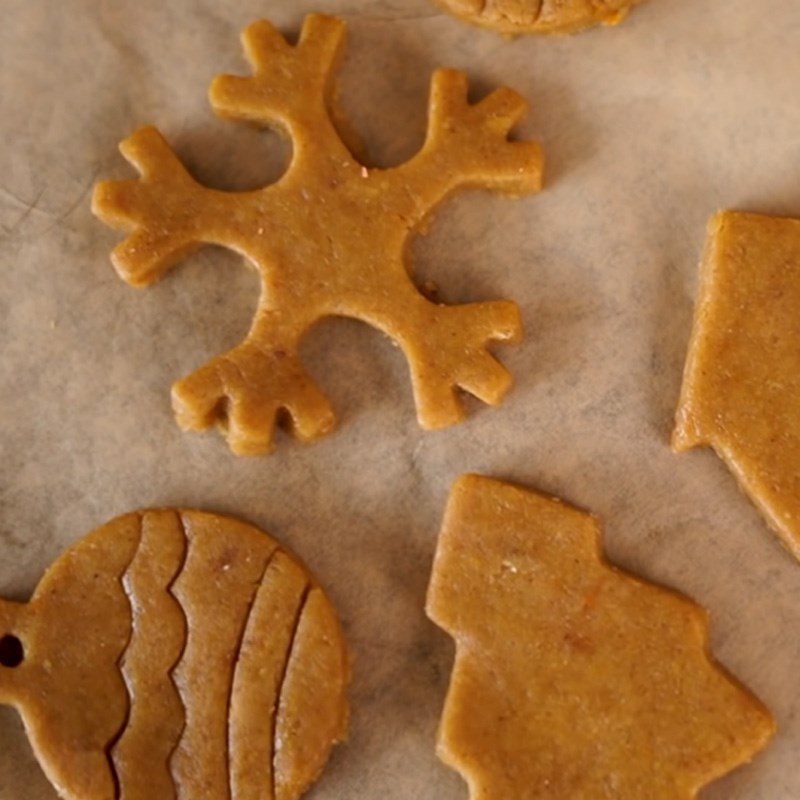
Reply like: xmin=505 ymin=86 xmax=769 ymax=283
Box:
xmin=0 ymin=635 xmax=24 ymax=668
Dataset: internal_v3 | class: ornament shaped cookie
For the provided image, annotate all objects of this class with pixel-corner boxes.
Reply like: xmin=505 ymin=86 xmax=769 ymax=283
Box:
xmin=674 ymin=211 xmax=800 ymax=562
xmin=0 ymin=509 xmax=349 ymax=800
xmin=92 ymin=14 xmax=544 ymax=455
xmin=434 ymin=0 xmax=645 ymax=35
xmin=427 ymin=475 xmax=774 ymax=799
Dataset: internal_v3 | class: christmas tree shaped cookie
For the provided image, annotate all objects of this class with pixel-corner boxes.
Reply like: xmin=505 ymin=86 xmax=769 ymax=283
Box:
xmin=434 ymin=0 xmax=646 ymax=35
xmin=674 ymin=211 xmax=800 ymax=562
xmin=0 ymin=509 xmax=349 ymax=800
xmin=427 ymin=475 xmax=774 ymax=799
xmin=92 ymin=13 xmax=544 ymax=455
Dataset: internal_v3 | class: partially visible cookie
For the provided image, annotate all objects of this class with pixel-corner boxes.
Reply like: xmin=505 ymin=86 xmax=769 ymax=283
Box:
xmin=427 ymin=475 xmax=774 ymax=799
xmin=435 ymin=0 xmax=644 ymax=35
xmin=673 ymin=211 xmax=800 ymax=562
xmin=0 ymin=509 xmax=349 ymax=800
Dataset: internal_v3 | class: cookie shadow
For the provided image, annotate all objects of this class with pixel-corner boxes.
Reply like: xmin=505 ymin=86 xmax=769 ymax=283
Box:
xmin=299 ymin=316 xmax=413 ymax=434
xmin=0 ymin=708 xmax=54 ymax=799
xmin=168 ymin=120 xmax=291 ymax=192
xmin=513 ymin=279 xmax=598 ymax=396
xmin=305 ymin=487 xmax=460 ymax=797
xmin=646 ymin=255 xmax=695 ymax=443
xmin=334 ymin=13 xmax=593 ymax=189
xmin=467 ymin=70 xmax=596 ymax=190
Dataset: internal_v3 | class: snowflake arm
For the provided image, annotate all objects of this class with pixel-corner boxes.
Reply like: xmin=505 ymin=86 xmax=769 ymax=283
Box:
xmin=92 ymin=126 xmax=266 ymax=287
xmin=401 ymin=299 xmax=523 ymax=429
xmin=172 ymin=310 xmax=336 ymax=456
xmin=385 ymin=69 xmax=544 ymax=225
xmin=209 ymin=15 xmax=351 ymax=169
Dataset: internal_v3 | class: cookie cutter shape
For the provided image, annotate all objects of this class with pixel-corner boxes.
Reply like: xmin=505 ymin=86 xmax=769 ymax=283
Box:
xmin=92 ymin=13 xmax=544 ymax=455
xmin=673 ymin=211 xmax=800 ymax=562
xmin=0 ymin=509 xmax=349 ymax=800
xmin=434 ymin=0 xmax=645 ymax=35
xmin=427 ymin=475 xmax=774 ymax=799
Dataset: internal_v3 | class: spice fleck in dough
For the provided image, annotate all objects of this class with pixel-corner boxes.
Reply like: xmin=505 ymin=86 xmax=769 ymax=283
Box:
xmin=673 ymin=211 xmax=800 ymax=562
xmin=92 ymin=14 xmax=544 ymax=456
xmin=0 ymin=509 xmax=349 ymax=800
xmin=434 ymin=0 xmax=645 ymax=35
xmin=427 ymin=475 xmax=774 ymax=799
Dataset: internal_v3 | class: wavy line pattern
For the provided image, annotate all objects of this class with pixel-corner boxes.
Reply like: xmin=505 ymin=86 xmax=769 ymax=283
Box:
xmin=22 ymin=512 xmax=143 ymax=800
xmin=29 ymin=509 xmax=348 ymax=800
xmin=163 ymin=513 xmax=192 ymax=795
xmin=170 ymin=512 xmax=278 ymax=800
xmin=9 ymin=508 xmax=347 ymax=800
xmin=112 ymin=511 xmax=187 ymax=800
xmin=104 ymin=512 xmax=143 ymax=800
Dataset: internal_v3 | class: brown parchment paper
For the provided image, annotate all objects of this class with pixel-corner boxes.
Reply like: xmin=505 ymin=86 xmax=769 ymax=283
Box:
xmin=1 ymin=1 xmax=799 ymax=798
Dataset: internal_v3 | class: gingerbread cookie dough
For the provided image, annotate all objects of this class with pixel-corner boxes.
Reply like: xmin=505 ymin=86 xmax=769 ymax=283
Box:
xmin=0 ymin=509 xmax=349 ymax=800
xmin=92 ymin=14 xmax=544 ymax=455
xmin=434 ymin=0 xmax=645 ymax=35
xmin=673 ymin=211 xmax=800 ymax=562
xmin=427 ymin=475 xmax=774 ymax=799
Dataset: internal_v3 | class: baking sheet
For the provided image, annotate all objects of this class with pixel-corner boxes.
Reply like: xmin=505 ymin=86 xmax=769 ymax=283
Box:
xmin=1 ymin=0 xmax=799 ymax=797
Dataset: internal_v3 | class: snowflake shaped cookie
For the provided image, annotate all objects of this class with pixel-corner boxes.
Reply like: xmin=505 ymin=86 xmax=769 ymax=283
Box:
xmin=93 ymin=14 xmax=544 ymax=455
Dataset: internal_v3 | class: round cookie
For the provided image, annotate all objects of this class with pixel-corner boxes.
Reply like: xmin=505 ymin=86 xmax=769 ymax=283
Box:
xmin=435 ymin=0 xmax=644 ymax=35
xmin=0 ymin=509 xmax=349 ymax=800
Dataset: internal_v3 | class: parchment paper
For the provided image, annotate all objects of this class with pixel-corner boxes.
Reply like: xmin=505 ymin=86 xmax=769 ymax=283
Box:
xmin=1 ymin=1 xmax=799 ymax=798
